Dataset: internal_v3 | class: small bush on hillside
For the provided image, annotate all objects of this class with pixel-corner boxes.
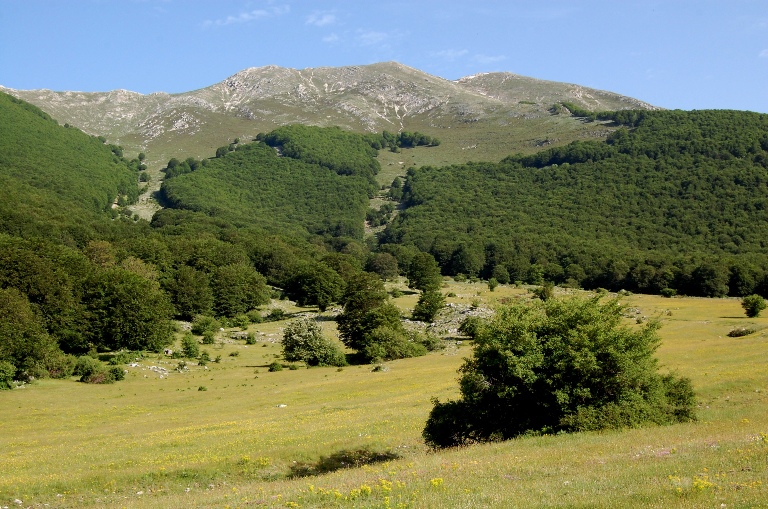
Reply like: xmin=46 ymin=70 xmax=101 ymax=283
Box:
xmin=191 ymin=315 xmax=220 ymax=335
xmin=265 ymin=309 xmax=286 ymax=322
xmin=362 ymin=327 xmax=427 ymax=363
xmin=201 ymin=331 xmax=216 ymax=345
xmin=458 ymin=316 xmax=483 ymax=339
xmin=108 ymin=366 xmax=126 ymax=381
xmin=412 ymin=290 xmax=445 ymax=323
xmin=423 ymin=296 xmax=696 ymax=449
xmin=282 ymin=318 xmax=347 ymax=367
xmin=231 ymin=314 xmax=250 ymax=329
xmin=268 ymin=361 xmax=283 ymax=372
xmin=181 ymin=333 xmax=200 ymax=359
xmin=73 ymin=356 xmax=116 ymax=384
xmin=742 ymin=294 xmax=766 ymax=318
xmin=245 ymin=332 xmax=257 ymax=345
xmin=728 ymin=327 xmax=756 ymax=337
xmin=247 ymin=309 xmax=263 ymax=323
xmin=0 ymin=360 xmax=15 ymax=389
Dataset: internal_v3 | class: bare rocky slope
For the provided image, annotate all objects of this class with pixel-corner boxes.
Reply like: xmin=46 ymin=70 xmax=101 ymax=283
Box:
xmin=2 ymin=62 xmax=656 ymax=165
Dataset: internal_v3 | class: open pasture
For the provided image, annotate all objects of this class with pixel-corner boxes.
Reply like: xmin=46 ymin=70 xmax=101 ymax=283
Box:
xmin=2 ymin=286 xmax=768 ymax=508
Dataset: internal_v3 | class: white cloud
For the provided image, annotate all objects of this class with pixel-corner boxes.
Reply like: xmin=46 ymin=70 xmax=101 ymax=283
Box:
xmin=306 ymin=12 xmax=336 ymax=27
xmin=322 ymin=33 xmax=340 ymax=43
xmin=431 ymin=49 xmax=469 ymax=61
xmin=760 ymin=49 xmax=768 ymax=58
xmin=357 ymin=30 xmax=389 ymax=46
xmin=473 ymin=54 xmax=506 ymax=64
xmin=203 ymin=5 xmax=289 ymax=27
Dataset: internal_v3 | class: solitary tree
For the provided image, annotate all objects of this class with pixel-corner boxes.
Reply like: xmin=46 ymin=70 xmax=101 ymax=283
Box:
xmin=281 ymin=318 xmax=346 ymax=367
xmin=742 ymin=294 xmax=766 ymax=318
xmin=423 ymin=296 xmax=696 ymax=448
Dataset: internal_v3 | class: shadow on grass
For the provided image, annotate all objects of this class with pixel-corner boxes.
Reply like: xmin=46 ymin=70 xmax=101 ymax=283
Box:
xmin=289 ymin=448 xmax=400 ymax=478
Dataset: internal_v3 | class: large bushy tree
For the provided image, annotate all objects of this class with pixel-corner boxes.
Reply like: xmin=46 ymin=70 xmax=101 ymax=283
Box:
xmin=423 ymin=296 xmax=696 ymax=448
xmin=281 ymin=318 xmax=346 ymax=367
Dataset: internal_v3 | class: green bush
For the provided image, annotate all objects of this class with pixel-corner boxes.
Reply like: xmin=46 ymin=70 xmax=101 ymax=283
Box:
xmin=265 ymin=309 xmax=286 ymax=322
xmin=201 ymin=331 xmax=216 ymax=345
xmin=742 ymin=294 xmax=766 ymax=318
xmin=423 ymin=296 xmax=696 ymax=448
xmin=73 ymin=356 xmax=115 ymax=384
xmin=412 ymin=290 xmax=445 ymax=323
xmin=458 ymin=316 xmax=483 ymax=339
xmin=0 ymin=360 xmax=15 ymax=389
xmin=281 ymin=318 xmax=347 ymax=367
xmin=245 ymin=333 xmax=257 ymax=345
xmin=231 ymin=314 xmax=250 ymax=329
xmin=362 ymin=326 xmax=427 ymax=363
xmin=181 ymin=333 xmax=200 ymax=359
xmin=191 ymin=315 xmax=220 ymax=335
xmin=268 ymin=361 xmax=283 ymax=372
xmin=108 ymin=366 xmax=125 ymax=381
xmin=728 ymin=327 xmax=756 ymax=337
xmin=246 ymin=309 xmax=263 ymax=323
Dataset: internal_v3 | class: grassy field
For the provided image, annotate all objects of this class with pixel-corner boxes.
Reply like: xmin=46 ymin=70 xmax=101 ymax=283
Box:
xmin=2 ymin=283 xmax=768 ymax=508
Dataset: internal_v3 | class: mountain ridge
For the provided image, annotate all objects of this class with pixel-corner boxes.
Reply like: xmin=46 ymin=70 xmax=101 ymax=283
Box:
xmin=1 ymin=62 xmax=657 ymax=166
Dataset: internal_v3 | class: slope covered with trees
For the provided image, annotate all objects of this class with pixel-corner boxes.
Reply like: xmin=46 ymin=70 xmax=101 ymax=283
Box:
xmin=161 ymin=128 xmax=373 ymax=239
xmin=0 ymin=92 xmax=140 ymax=243
xmin=382 ymin=109 xmax=768 ymax=297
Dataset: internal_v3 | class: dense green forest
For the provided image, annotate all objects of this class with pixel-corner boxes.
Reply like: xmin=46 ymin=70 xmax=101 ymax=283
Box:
xmin=160 ymin=140 xmax=371 ymax=238
xmin=3 ymin=88 xmax=768 ymax=386
xmin=382 ymin=109 xmax=768 ymax=296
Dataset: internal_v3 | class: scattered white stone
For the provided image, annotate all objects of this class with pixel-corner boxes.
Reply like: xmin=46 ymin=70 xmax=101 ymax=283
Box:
xmin=136 ymin=491 xmax=143 ymax=495
xmin=13 ymin=500 xmax=22 ymax=506
xmin=277 ymin=404 xmax=287 ymax=408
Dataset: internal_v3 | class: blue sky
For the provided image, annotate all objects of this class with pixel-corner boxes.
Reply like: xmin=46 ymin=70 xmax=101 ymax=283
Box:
xmin=1 ymin=0 xmax=767 ymax=112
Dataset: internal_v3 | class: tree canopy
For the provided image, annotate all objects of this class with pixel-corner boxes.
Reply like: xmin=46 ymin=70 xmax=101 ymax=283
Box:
xmin=423 ymin=297 xmax=696 ymax=448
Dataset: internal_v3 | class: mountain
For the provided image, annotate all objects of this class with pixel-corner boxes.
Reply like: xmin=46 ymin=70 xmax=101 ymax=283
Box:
xmin=1 ymin=62 xmax=656 ymax=167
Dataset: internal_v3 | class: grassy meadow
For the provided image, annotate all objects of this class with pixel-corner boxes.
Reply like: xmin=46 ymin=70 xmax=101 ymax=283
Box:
xmin=2 ymin=282 xmax=768 ymax=508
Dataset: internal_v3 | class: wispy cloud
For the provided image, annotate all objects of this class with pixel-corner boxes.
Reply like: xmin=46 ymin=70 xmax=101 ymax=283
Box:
xmin=322 ymin=33 xmax=340 ymax=43
xmin=203 ymin=5 xmax=289 ymax=27
xmin=760 ymin=49 xmax=768 ymax=58
xmin=431 ymin=49 xmax=469 ymax=61
xmin=356 ymin=29 xmax=389 ymax=46
xmin=473 ymin=54 xmax=506 ymax=64
xmin=306 ymin=12 xmax=336 ymax=27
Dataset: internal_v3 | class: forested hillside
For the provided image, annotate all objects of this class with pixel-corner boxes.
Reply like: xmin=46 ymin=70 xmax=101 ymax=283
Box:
xmin=382 ymin=109 xmax=768 ymax=297
xmin=0 ymin=92 xmax=140 ymax=242
xmin=160 ymin=136 xmax=371 ymax=238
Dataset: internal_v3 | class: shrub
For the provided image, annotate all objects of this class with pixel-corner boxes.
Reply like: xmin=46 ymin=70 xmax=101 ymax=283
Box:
xmin=488 ymin=278 xmax=499 ymax=292
xmin=231 ymin=314 xmax=250 ymax=329
xmin=728 ymin=327 xmax=756 ymax=337
xmin=201 ymin=331 xmax=216 ymax=345
xmin=458 ymin=316 xmax=483 ymax=339
xmin=191 ymin=315 xmax=220 ymax=335
xmin=268 ymin=361 xmax=283 ymax=372
xmin=742 ymin=294 xmax=766 ymax=318
xmin=412 ymin=290 xmax=445 ymax=323
xmin=532 ymin=281 xmax=554 ymax=301
xmin=245 ymin=333 xmax=257 ymax=345
xmin=660 ymin=287 xmax=677 ymax=298
xmin=265 ymin=309 xmax=286 ymax=322
xmin=73 ymin=356 xmax=116 ymax=384
xmin=0 ymin=360 xmax=15 ymax=389
xmin=282 ymin=318 xmax=347 ymax=367
xmin=247 ymin=309 xmax=263 ymax=323
xmin=423 ymin=296 xmax=696 ymax=448
xmin=362 ymin=326 xmax=427 ymax=363
xmin=108 ymin=366 xmax=125 ymax=381
xmin=107 ymin=351 xmax=135 ymax=365
xmin=181 ymin=333 xmax=200 ymax=359
xmin=390 ymin=289 xmax=403 ymax=299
